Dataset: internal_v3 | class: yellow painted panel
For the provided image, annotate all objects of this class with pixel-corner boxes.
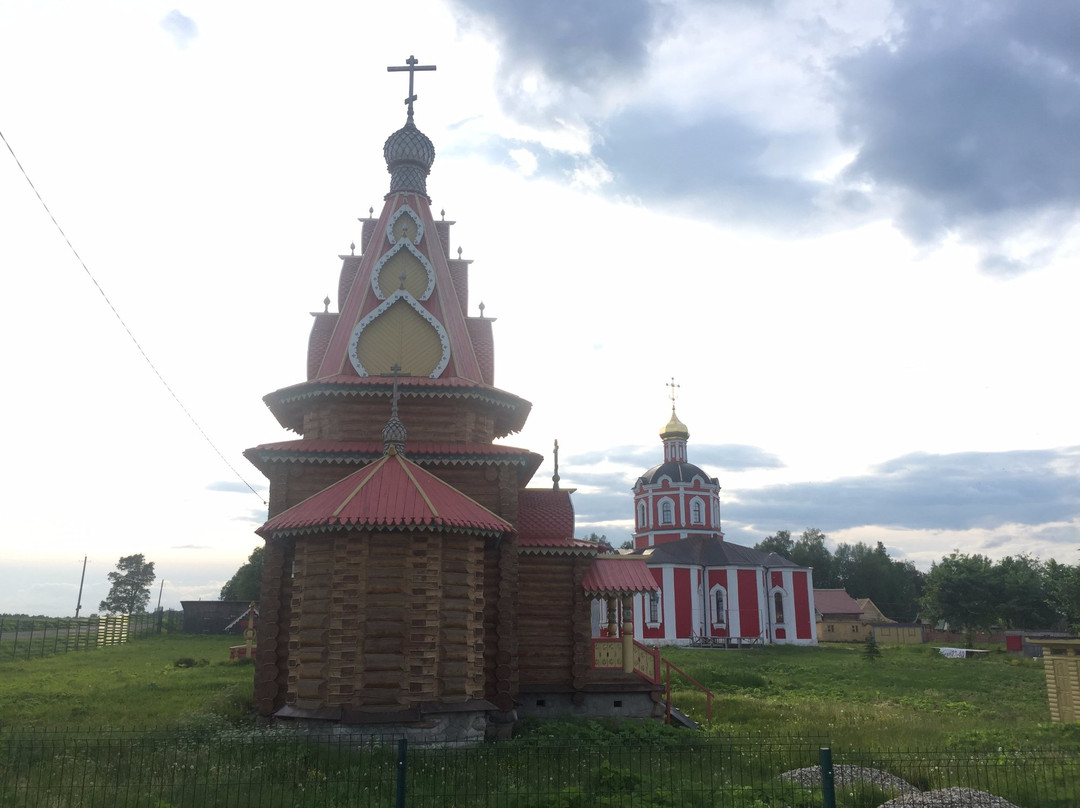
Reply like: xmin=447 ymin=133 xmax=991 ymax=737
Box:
xmin=377 ymin=249 xmax=429 ymax=299
xmin=356 ymin=301 xmax=443 ymax=376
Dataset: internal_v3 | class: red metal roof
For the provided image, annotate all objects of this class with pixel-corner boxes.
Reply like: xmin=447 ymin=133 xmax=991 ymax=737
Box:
xmin=263 ymin=375 xmax=532 ymax=436
xmin=517 ymin=489 xmax=575 ymax=540
xmin=257 ymin=449 xmax=513 ymax=539
xmin=583 ymin=557 xmax=661 ymax=597
xmin=813 ymin=589 xmax=862 ymax=615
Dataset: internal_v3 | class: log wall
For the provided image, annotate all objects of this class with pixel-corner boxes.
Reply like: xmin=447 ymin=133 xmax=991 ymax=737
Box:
xmin=301 ymin=397 xmax=499 ymax=444
xmin=284 ymin=530 xmax=487 ymax=712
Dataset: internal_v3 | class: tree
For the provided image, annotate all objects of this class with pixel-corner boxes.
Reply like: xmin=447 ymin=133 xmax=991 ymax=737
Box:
xmin=920 ymin=551 xmax=996 ymax=641
xmin=99 ymin=554 xmax=156 ymax=614
xmin=995 ymin=554 xmax=1056 ymax=629
xmin=220 ymin=546 xmax=264 ymax=601
xmin=790 ymin=529 xmax=833 ymax=586
xmin=1044 ymin=559 xmax=1080 ymax=632
xmin=755 ymin=530 xmax=794 ymax=558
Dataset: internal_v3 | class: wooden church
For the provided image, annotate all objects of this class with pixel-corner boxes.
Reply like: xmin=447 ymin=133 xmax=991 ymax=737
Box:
xmin=245 ymin=58 xmax=661 ymax=741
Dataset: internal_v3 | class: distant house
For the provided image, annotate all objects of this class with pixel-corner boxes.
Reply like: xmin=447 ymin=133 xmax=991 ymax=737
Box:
xmin=856 ymin=598 xmax=891 ymax=624
xmin=815 ymin=589 xmax=868 ymax=642
xmin=180 ymin=601 xmax=256 ymax=635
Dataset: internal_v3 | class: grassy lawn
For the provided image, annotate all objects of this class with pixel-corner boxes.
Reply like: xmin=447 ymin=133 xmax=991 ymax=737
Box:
xmin=3 ymin=637 xmax=1078 ymax=806
xmin=661 ymin=642 xmax=1080 ymax=751
xmin=2 ymin=634 xmax=1076 ymax=754
xmin=0 ymin=634 xmax=254 ymax=729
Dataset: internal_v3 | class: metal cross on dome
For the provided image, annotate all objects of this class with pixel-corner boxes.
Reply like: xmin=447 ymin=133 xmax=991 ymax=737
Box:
xmin=387 ymin=55 xmax=436 ymax=120
xmin=667 ymin=376 xmax=681 ymax=408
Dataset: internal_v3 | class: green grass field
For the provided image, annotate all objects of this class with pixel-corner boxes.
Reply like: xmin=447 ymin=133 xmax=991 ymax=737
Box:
xmin=661 ymin=642 xmax=1080 ymax=751
xmin=2 ymin=634 xmax=1075 ymax=753
xmin=0 ymin=634 xmax=254 ymax=730
xmin=3 ymin=637 xmax=1078 ymax=807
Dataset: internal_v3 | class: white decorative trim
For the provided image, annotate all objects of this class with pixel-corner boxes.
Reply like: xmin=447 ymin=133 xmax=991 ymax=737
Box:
xmin=347 ymin=290 xmax=451 ymax=378
xmin=658 ymin=497 xmax=675 ymax=526
xmin=645 ymin=589 xmax=662 ymax=629
xmin=370 ymin=241 xmax=436 ymax=302
xmin=710 ymin=583 xmax=727 ymax=628
xmin=386 ymin=204 xmax=423 ymax=246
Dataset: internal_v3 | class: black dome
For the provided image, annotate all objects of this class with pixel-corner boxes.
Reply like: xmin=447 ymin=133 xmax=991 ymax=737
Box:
xmin=638 ymin=461 xmax=716 ymax=486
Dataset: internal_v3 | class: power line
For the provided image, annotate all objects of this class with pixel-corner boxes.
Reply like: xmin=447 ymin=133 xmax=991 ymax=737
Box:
xmin=1 ymin=126 xmax=267 ymax=506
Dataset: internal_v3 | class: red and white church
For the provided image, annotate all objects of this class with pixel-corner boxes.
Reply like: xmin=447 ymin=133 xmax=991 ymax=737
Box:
xmin=618 ymin=405 xmax=818 ymax=647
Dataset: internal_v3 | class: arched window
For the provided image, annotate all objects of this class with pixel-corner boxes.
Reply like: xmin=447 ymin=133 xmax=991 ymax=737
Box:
xmin=647 ymin=591 xmax=660 ymax=625
xmin=690 ymin=498 xmax=704 ymax=525
xmin=660 ymin=500 xmax=674 ymax=525
xmin=711 ymin=586 xmax=727 ymax=626
xmin=638 ymin=501 xmax=647 ymax=527
xmin=773 ymin=591 xmax=785 ymax=625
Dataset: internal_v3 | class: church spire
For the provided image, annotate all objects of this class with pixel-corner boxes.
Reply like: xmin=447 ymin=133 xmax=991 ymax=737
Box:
xmin=660 ymin=377 xmax=689 ymax=462
xmin=383 ymin=55 xmax=437 ymax=199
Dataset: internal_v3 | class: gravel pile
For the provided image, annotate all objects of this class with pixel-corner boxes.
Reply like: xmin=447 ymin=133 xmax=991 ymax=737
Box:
xmin=779 ymin=767 xmax=1021 ymax=808
xmin=780 ymin=764 xmax=918 ymax=794
xmin=878 ymin=788 xmax=1020 ymax=808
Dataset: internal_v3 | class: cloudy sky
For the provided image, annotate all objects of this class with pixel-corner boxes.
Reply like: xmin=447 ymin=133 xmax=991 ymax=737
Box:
xmin=2 ymin=0 xmax=1078 ymax=616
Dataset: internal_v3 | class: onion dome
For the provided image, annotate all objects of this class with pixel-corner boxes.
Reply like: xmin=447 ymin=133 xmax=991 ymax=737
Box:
xmin=382 ymin=412 xmax=407 ymax=456
xmin=660 ymin=408 xmax=689 ymax=441
xmin=383 ymin=118 xmax=435 ymax=198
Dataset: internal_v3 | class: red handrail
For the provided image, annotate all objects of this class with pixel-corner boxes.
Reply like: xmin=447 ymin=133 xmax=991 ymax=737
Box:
xmin=661 ymin=654 xmax=713 ymax=725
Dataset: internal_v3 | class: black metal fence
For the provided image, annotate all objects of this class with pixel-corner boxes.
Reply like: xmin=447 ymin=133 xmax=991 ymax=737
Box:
xmin=2 ymin=729 xmax=1076 ymax=807
xmin=0 ymin=610 xmax=182 ymax=661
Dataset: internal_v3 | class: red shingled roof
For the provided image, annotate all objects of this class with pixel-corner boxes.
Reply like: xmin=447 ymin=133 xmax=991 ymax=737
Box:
xmin=257 ymin=449 xmax=512 ymax=540
xmin=263 ymin=375 xmax=532 ymax=437
xmin=517 ymin=489 xmax=575 ymax=540
xmin=583 ymin=557 xmax=660 ymax=597
xmin=813 ymin=589 xmax=862 ymax=615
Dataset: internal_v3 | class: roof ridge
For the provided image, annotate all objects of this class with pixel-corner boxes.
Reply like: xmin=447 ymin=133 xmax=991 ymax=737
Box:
xmin=331 ymin=455 xmax=388 ymax=517
xmin=396 ymin=454 xmax=439 ymax=518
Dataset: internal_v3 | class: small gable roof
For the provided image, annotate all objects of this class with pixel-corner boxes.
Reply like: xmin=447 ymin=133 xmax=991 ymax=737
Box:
xmin=813 ymin=589 xmax=863 ymax=615
xmin=257 ymin=450 xmax=512 ymax=540
xmin=583 ymin=557 xmax=660 ymax=597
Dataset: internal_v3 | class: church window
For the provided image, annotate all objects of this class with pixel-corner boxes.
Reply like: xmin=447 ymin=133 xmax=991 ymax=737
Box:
xmin=690 ymin=498 xmax=704 ymax=525
xmin=773 ymin=592 xmax=785 ymax=624
xmin=638 ymin=502 xmax=647 ymax=527
xmin=660 ymin=500 xmax=674 ymax=525
xmin=647 ymin=591 xmax=661 ymax=625
xmin=711 ymin=586 xmax=727 ymax=626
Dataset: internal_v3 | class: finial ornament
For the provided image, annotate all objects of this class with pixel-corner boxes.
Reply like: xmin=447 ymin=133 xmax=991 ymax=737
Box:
xmin=382 ymin=362 xmax=408 ymax=456
xmin=369 ymin=206 xmax=374 ymax=218
xmin=552 ymin=439 xmax=560 ymax=491
xmin=323 ymin=296 xmax=331 ymax=313
xmin=387 ymin=55 xmax=437 ymax=121
xmin=350 ymin=241 xmax=355 ymax=255
xmin=478 ymin=301 xmax=485 ymax=317
xmin=667 ymin=376 xmax=681 ymax=410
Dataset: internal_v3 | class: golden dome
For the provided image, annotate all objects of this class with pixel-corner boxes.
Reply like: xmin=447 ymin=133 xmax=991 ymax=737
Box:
xmin=660 ymin=408 xmax=689 ymax=440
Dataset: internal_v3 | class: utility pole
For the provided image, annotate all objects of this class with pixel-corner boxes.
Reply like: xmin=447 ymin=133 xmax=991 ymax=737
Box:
xmin=156 ymin=579 xmax=165 ymax=612
xmin=75 ymin=556 xmax=88 ymax=618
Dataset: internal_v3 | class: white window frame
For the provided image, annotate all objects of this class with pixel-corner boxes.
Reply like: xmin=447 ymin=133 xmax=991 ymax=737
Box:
xmin=659 ymin=497 xmax=675 ymax=525
xmin=710 ymin=584 xmax=727 ymax=628
xmin=771 ymin=588 xmax=787 ymax=625
xmin=690 ymin=497 xmax=705 ymax=525
xmin=645 ymin=590 xmax=662 ymax=628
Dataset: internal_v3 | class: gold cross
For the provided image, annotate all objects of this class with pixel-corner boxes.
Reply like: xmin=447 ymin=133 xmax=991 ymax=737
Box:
xmin=666 ymin=377 xmax=680 ymax=408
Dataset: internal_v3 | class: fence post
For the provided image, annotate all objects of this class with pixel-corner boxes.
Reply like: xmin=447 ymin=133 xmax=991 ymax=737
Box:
xmin=395 ymin=738 xmax=408 ymax=808
xmin=819 ymin=747 xmax=836 ymax=808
